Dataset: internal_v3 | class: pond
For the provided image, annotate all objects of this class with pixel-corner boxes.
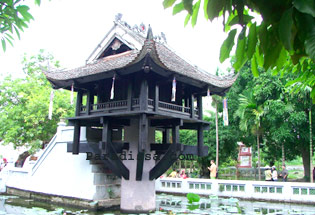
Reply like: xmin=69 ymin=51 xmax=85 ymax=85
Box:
xmin=1 ymin=194 xmax=315 ymax=215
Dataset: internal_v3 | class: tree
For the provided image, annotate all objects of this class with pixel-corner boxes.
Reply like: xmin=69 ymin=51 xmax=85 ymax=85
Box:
xmin=163 ymin=0 xmax=315 ymax=98
xmin=0 ymin=50 xmax=74 ymax=153
xmin=290 ymin=82 xmax=313 ymax=182
xmin=235 ymin=91 xmax=264 ymax=180
xmin=0 ymin=0 xmax=41 ymax=51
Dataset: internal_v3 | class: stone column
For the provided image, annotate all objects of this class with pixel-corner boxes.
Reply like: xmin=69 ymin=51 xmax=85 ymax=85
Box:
xmin=120 ymin=118 xmax=156 ymax=213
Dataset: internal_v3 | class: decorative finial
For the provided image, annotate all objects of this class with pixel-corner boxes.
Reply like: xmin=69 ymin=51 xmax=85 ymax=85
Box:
xmin=115 ymin=13 xmax=123 ymax=22
xmin=146 ymin=24 xmax=153 ymax=40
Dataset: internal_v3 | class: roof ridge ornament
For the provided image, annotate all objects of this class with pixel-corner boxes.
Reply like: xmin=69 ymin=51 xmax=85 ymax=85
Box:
xmin=146 ymin=25 xmax=153 ymax=40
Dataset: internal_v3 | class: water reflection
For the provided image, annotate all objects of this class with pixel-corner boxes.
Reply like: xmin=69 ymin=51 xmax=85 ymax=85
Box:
xmin=1 ymin=194 xmax=315 ymax=215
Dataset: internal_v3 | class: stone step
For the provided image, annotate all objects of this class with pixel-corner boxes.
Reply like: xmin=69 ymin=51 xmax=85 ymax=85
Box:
xmin=97 ymin=198 xmax=120 ymax=210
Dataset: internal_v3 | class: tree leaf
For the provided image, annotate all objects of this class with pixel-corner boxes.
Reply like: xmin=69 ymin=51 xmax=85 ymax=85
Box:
xmin=276 ymin=47 xmax=288 ymax=70
xmin=220 ymin=29 xmax=237 ymax=63
xmin=227 ymin=14 xmax=254 ymax=26
xmin=233 ymin=27 xmax=248 ymax=71
xmin=293 ymin=0 xmax=315 ymax=18
xmin=191 ymin=0 xmax=201 ymax=27
xmin=173 ymin=2 xmax=184 ymax=15
xmin=184 ymin=13 xmax=191 ymax=26
xmin=163 ymin=0 xmax=177 ymax=9
xmin=305 ymin=30 xmax=315 ymax=61
xmin=1 ymin=39 xmax=6 ymax=52
xmin=251 ymin=52 xmax=259 ymax=77
xmin=207 ymin=0 xmax=225 ymax=21
xmin=204 ymin=0 xmax=209 ymax=19
xmin=14 ymin=26 xmax=20 ymax=40
xmin=35 ymin=0 xmax=41 ymax=6
xmin=279 ymin=8 xmax=293 ymax=51
xmin=246 ymin=22 xmax=257 ymax=59
xmin=183 ymin=0 xmax=193 ymax=14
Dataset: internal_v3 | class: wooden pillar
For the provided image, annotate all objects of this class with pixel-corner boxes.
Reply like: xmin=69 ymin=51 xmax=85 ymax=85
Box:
xmin=139 ymin=114 xmax=148 ymax=152
xmin=72 ymin=120 xmax=80 ymax=154
xmin=172 ymin=125 xmax=179 ymax=145
xmin=190 ymin=94 xmax=195 ymax=119
xmin=197 ymin=124 xmax=204 ymax=156
xmin=162 ymin=129 xmax=170 ymax=143
xmin=139 ymin=79 xmax=148 ymax=111
xmin=154 ymin=83 xmax=159 ymax=112
xmin=137 ymin=114 xmax=148 ymax=181
xmin=86 ymin=90 xmax=92 ymax=114
xmin=127 ymin=81 xmax=132 ymax=111
xmin=197 ymin=95 xmax=203 ymax=120
xmin=100 ymin=117 xmax=111 ymax=153
xmin=75 ymin=90 xmax=83 ymax=116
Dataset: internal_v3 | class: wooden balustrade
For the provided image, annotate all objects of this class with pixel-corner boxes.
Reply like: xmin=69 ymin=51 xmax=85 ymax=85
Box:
xmin=79 ymin=99 xmax=200 ymax=119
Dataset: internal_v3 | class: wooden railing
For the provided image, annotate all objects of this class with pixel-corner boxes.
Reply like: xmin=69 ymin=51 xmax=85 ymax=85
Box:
xmin=91 ymin=100 xmax=127 ymax=112
xmin=79 ymin=99 xmax=197 ymax=118
xmin=158 ymin=101 xmax=190 ymax=115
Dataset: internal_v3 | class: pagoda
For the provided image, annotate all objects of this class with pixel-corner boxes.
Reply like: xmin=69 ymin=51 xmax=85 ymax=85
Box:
xmin=44 ymin=17 xmax=237 ymax=213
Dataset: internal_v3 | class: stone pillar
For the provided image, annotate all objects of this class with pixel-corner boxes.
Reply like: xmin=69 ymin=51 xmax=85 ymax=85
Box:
xmin=120 ymin=118 xmax=156 ymax=213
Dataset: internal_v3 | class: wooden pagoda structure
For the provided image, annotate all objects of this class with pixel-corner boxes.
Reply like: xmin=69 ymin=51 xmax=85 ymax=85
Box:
xmin=44 ymin=17 xmax=236 ymax=212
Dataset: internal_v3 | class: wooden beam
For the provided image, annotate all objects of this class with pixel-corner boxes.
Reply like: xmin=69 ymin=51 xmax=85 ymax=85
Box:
xmin=136 ymin=152 xmax=145 ymax=181
xmin=151 ymin=118 xmax=183 ymax=127
xmin=149 ymin=143 xmax=180 ymax=180
xmin=75 ymin=90 xmax=83 ymax=116
xmin=67 ymin=141 xmax=129 ymax=153
xmin=154 ymin=83 xmax=159 ymax=112
xmin=72 ymin=120 xmax=81 ymax=154
xmin=181 ymin=123 xmax=210 ymax=130
xmin=197 ymin=95 xmax=203 ymax=120
xmin=139 ymin=114 xmax=148 ymax=152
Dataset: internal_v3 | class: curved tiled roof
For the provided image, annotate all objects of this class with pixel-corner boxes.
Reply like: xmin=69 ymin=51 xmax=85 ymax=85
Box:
xmin=44 ymin=26 xmax=237 ymax=90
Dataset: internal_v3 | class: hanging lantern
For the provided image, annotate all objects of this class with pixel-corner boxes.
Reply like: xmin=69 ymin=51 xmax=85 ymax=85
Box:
xmin=70 ymin=83 xmax=74 ymax=105
xmin=110 ymin=74 xmax=116 ymax=100
xmin=171 ymin=77 xmax=176 ymax=102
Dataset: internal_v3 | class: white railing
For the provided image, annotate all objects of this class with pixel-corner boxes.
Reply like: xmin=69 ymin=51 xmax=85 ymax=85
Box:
xmin=156 ymin=178 xmax=315 ymax=204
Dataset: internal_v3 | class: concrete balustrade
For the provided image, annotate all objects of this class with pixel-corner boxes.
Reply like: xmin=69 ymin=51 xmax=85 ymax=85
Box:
xmin=155 ymin=178 xmax=315 ymax=204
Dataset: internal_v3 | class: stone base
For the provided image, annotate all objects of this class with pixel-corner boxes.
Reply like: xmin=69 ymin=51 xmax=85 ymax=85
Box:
xmin=6 ymin=187 xmax=120 ymax=210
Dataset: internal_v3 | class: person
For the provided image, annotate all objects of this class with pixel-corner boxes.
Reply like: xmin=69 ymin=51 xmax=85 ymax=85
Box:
xmin=280 ymin=164 xmax=289 ymax=182
xmin=0 ymin=158 xmax=8 ymax=171
xmin=168 ymin=168 xmax=177 ymax=178
xmin=180 ymin=170 xmax=187 ymax=179
xmin=264 ymin=165 xmax=272 ymax=181
xmin=271 ymin=166 xmax=278 ymax=181
xmin=207 ymin=160 xmax=217 ymax=179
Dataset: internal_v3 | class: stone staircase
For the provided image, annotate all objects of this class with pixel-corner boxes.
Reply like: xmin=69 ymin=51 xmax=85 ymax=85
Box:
xmin=90 ymin=159 xmax=121 ymax=206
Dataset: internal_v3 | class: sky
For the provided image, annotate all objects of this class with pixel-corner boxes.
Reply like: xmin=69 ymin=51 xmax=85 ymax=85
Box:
xmin=0 ymin=0 xmax=230 ymax=80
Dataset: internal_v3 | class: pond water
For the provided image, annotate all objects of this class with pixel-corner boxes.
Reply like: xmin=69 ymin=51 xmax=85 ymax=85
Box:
xmin=1 ymin=194 xmax=315 ymax=215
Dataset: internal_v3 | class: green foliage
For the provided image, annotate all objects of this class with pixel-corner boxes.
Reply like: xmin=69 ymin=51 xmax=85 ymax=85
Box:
xmin=0 ymin=0 xmax=42 ymax=51
xmin=0 ymin=50 xmax=74 ymax=151
xmin=164 ymin=0 xmax=315 ymax=99
xmin=186 ymin=193 xmax=200 ymax=203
